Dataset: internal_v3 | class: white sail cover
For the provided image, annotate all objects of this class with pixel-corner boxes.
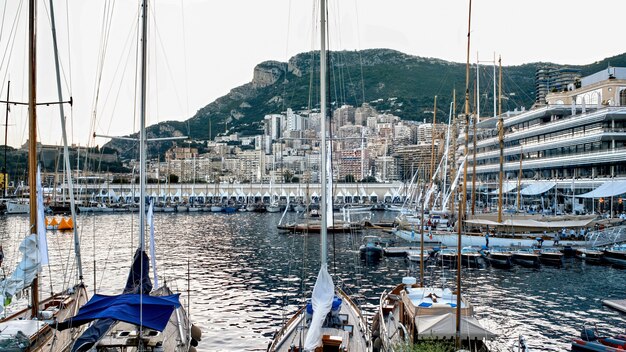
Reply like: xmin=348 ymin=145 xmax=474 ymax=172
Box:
xmin=578 ymin=180 xmax=626 ymax=198
xmin=0 ymin=166 xmax=49 ymax=311
xmin=326 ymin=142 xmax=334 ymax=228
xmin=0 ymin=235 xmax=41 ymax=312
xmin=520 ymin=181 xmax=556 ymax=196
xmin=304 ymin=264 xmax=334 ymax=351
xmin=36 ymin=167 xmax=49 ymax=265
xmin=148 ymin=201 xmax=158 ymax=288
xmin=415 ymin=312 xmax=495 ymax=339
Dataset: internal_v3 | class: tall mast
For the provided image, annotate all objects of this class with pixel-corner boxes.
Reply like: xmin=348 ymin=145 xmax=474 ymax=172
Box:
xmin=28 ymin=0 xmax=39 ymax=318
xmin=49 ymin=0 xmax=83 ymax=281
xmin=476 ymin=52 xmax=480 ymax=123
xmin=319 ymin=0 xmax=328 ymax=266
xmin=3 ymin=81 xmax=9 ymax=198
xmin=139 ymin=0 xmax=148 ymax=251
xmin=429 ymin=95 xmax=437 ymax=182
xmin=449 ymin=89 xmax=457 ymax=215
xmin=517 ymin=148 xmax=523 ymax=212
xmin=497 ymin=56 xmax=504 ymax=223
xmin=457 ymin=0 xmax=472 ymax=348
xmin=471 ymin=80 xmax=477 ymax=215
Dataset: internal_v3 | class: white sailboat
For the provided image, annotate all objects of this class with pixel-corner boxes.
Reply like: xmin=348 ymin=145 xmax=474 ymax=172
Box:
xmin=0 ymin=0 xmax=89 ymax=349
xmin=55 ymin=1 xmax=200 ymax=350
xmin=268 ymin=1 xmax=369 ymax=350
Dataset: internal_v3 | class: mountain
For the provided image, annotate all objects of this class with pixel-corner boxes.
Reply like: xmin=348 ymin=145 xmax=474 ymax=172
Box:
xmin=104 ymin=48 xmax=626 ymax=159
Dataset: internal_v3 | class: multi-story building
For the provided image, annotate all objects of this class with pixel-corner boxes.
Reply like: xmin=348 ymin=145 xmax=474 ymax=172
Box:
xmin=471 ymin=67 xmax=626 ymax=212
xmin=394 ymin=143 xmax=439 ymax=181
xmin=535 ymin=66 xmax=581 ymax=105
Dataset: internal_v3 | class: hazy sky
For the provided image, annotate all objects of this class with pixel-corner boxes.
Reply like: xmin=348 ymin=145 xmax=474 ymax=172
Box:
xmin=1 ymin=0 xmax=623 ymax=148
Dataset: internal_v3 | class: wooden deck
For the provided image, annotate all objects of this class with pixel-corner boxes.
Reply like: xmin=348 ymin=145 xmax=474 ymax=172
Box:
xmin=0 ymin=284 xmax=89 ymax=352
xmin=270 ymin=290 xmax=369 ymax=351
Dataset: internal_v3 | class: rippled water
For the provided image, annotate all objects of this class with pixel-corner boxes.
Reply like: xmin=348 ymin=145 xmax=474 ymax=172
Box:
xmin=1 ymin=211 xmax=625 ymax=351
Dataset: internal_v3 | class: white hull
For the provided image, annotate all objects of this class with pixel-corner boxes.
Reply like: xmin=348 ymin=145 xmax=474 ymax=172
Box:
xmin=210 ymin=206 xmax=222 ymax=212
xmin=6 ymin=201 xmax=30 ymax=214
xmin=266 ymin=205 xmax=281 ymax=213
xmin=392 ymin=229 xmax=587 ymax=247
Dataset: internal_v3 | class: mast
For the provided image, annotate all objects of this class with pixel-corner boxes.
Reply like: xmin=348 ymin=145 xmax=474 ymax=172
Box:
xmin=139 ymin=0 xmax=148 ymax=251
xmin=28 ymin=0 xmax=39 ymax=318
xmin=497 ymin=56 xmax=504 ymax=223
xmin=517 ymin=148 xmax=523 ymax=212
xmin=320 ymin=0 xmax=328 ymax=266
xmin=49 ymin=0 xmax=83 ymax=281
xmin=456 ymin=0 xmax=472 ymax=348
xmin=3 ymin=81 xmax=9 ymax=198
xmin=429 ymin=95 xmax=437 ymax=182
xmin=449 ymin=89 xmax=457 ymax=215
xmin=471 ymin=79 xmax=477 ymax=215
xmin=476 ymin=52 xmax=480 ymax=123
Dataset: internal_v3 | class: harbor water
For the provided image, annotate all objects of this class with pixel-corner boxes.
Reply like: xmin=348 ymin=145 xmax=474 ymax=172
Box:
xmin=1 ymin=211 xmax=625 ymax=351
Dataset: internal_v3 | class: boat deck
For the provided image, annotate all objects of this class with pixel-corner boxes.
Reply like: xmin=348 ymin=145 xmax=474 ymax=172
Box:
xmin=271 ymin=290 xmax=369 ymax=351
xmin=0 ymin=285 xmax=88 ymax=351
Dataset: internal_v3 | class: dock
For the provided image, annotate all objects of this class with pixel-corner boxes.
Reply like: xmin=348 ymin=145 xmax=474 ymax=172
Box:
xmin=602 ymin=299 xmax=626 ymax=314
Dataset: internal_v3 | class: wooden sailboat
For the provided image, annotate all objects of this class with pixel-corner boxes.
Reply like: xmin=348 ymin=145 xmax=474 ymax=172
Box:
xmin=55 ymin=1 xmax=199 ymax=350
xmin=268 ymin=1 xmax=369 ymax=350
xmin=0 ymin=0 xmax=89 ymax=349
xmin=373 ymin=1 xmax=494 ymax=351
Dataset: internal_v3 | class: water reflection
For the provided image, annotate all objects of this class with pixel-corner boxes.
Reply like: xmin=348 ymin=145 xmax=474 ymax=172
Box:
xmin=1 ymin=211 xmax=625 ymax=351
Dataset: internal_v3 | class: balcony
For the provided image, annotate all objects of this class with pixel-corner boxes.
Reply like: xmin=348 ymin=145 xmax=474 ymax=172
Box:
xmin=474 ymin=147 xmax=626 ymax=174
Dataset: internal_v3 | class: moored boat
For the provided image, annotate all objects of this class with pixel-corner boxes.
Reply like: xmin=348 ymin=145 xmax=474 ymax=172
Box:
xmin=539 ymin=247 xmax=565 ymax=265
xmin=372 ymin=277 xmax=494 ymax=351
xmin=486 ymin=247 xmax=514 ymax=268
xmin=603 ymin=244 xmax=626 ymax=267
xmin=576 ymin=247 xmax=604 ymax=264
xmin=512 ymin=248 xmax=541 ymax=268
xmin=359 ymin=235 xmax=384 ymax=259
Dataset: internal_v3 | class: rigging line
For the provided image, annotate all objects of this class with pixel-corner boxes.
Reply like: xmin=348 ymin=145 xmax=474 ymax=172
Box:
xmin=97 ymin=19 xmax=139 ymax=141
xmin=41 ymin=1 xmax=72 ymax=99
xmin=0 ymin=0 xmax=24 ymax=96
xmin=150 ymin=10 xmax=186 ymax=119
xmin=0 ymin=0 xmax=7 ymax=44
xmin=178 ymin=0 xmax=189 ymax=118
xmin=88 ymin=0 xmax=117 ymax=147
xmin=352 ymin=0 xmax=365 ymax=104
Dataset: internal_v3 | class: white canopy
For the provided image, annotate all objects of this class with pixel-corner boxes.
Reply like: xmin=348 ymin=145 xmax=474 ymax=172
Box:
xmin=520 ymin=181 xmax=556 ymax=196
xmin=490 ymin=181 xmax=517 ymax=194
xmin=289 ymin=191 xmax=296 ymax=197
xmin=311 ymin=191 xmax=319 ymax=198
xmin=336 ymin=191 xmax=344 ymax=198
xmin=415 ymin=312 xmax=495 ymax=339
xmin=578 ymin=180 xmax=626 ymax=198
xmin=370 ymin=191 xmax=379 ymax=198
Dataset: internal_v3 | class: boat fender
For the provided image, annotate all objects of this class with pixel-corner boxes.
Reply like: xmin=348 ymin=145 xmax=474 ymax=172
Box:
xmin=191 ymin=324 xmax=202 ymax=341
xmin=188 ymin=346 xmax=197 ymax=352
xmin=190 ymin=338 xmax=198 ymax=347
xmin=373 ymin=337 xmax=382 ymax=351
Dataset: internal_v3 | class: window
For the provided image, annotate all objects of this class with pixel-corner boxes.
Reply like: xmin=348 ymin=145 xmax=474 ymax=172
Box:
xmin=620 ymin=89 xmax=626 ymax=106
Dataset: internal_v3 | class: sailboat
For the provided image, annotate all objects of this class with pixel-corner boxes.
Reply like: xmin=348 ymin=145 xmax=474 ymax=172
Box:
xmin=54 ymin=1 xmax=199 ymax=350
xmin=268 ymin=1 xmax=369 ymax=350
xmin=0 ymin=0 xmax=89 ymax=349
xmin=373 ymin=1 xmax=494 ymax=351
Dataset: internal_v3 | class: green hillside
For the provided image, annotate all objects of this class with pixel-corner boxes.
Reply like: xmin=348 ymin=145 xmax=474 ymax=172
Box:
xmin=105 ymin=48 xmax=626 ymax=159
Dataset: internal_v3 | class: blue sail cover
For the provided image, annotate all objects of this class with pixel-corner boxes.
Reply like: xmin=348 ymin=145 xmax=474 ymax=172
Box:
xmin=57 ymin=293 xmax=181 ymax=331
xmin=58 ymin=249 xmax=159 ymax=352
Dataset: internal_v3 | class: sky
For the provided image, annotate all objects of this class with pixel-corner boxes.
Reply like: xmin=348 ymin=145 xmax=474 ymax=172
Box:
xmin=0 ymin=0 xmax=624 ymax=148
